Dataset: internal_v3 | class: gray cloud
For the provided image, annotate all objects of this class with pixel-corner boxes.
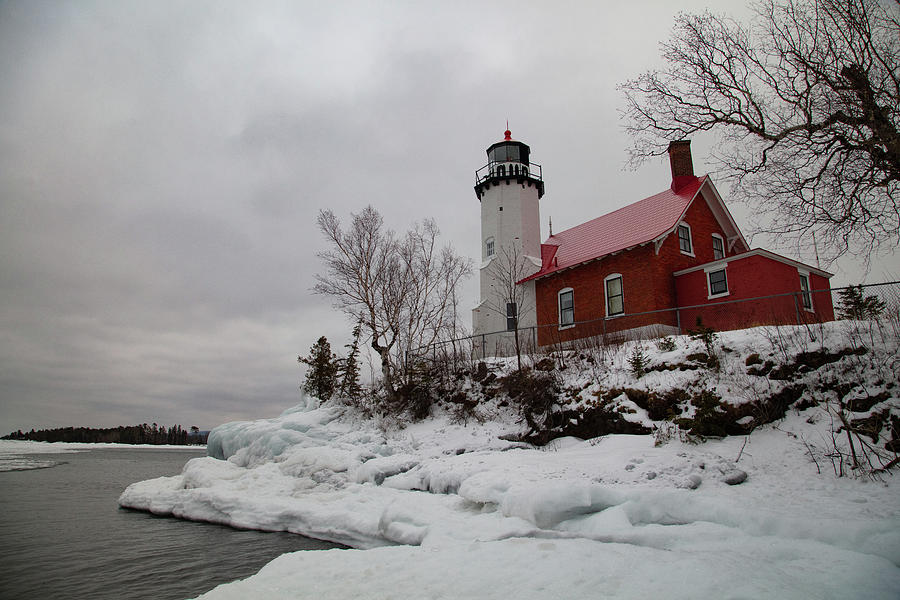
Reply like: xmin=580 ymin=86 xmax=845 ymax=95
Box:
xmin=5 ymin=0 xmax=880 ymax=434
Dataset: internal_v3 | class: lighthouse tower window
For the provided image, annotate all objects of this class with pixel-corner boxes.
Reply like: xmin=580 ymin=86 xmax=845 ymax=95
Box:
xmin=485 ymin=238 xmax=495 ymax=258
xmin=506 ymin=302 xmax=518 ymax=331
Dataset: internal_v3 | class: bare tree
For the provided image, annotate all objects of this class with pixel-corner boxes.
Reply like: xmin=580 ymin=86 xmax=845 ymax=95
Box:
xmin=314 ymin=206 xmax=471 ymax=404
xmin=484 ymin=244 xmax=534 ymax=371
xmin=621 ymin=0 xmax=900 ymax=261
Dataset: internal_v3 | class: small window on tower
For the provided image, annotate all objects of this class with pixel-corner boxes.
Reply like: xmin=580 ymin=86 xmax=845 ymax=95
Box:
xmin=485 ymin=238 xmax=495 ymax=258
xmin=506 ymin=302 xmax=518 ymax=331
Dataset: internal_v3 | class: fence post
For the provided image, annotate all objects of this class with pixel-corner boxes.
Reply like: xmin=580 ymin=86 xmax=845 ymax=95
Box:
xmin=793 ymin=293 xmax=801 ymax=326
xmin=481 ymin=333 xmax=486 ymax=359
xmin=532 ymin=326 xmax=536 ymax=352
xmin=676 ymin=307 xmax=681 ymax=333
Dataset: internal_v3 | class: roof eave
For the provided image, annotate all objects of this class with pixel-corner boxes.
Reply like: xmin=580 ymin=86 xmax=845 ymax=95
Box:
xmin=672 ymin=248 xmax=834 ymax=278
xmin=517 ymin=240 xmax=659 ymax=284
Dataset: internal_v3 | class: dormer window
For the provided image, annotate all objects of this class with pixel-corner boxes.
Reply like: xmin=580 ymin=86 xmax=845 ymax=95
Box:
xmin=678 ymin=223 xmax=694 ymax=256
xmin=485 ymin=238 xmax=495 ymax=258
xmin=712 ymin=234 xmax=725 ymax=260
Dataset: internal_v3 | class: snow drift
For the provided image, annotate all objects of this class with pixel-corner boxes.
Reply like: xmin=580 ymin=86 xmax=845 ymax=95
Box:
xmin=119 ymin=321 xmax=900 ymax=598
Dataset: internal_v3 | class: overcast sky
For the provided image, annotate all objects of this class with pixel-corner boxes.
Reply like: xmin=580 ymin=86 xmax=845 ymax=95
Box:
xmin=1 ymin=1 xmax=892 ymax=433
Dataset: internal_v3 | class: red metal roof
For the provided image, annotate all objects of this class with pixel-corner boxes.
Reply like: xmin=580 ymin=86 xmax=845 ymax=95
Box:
xmin=521 ymin=176 xmax=707 ymax=282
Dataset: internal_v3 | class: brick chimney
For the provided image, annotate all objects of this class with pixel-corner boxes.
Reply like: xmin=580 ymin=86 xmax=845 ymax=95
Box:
xmin=668 ymin=140 xmax=694 ymax=190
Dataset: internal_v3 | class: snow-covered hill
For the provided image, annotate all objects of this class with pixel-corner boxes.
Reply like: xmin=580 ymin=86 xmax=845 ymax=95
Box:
xmin=119 ymin=320 xmax=900 ymax=599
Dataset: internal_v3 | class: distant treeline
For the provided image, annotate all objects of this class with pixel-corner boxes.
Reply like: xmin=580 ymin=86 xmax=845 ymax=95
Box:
xmin=2 ymin=423 xmax=208 ymax=445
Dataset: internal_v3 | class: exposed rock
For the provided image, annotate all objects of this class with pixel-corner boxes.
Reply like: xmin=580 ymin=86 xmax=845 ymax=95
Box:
xmin=845 ymin=392 xmax=889 ymax=413
xmin=534 ymin=358 xmax=555 ymax=371
xmin=747 ymin=360 xmax=775 ymax=377
xmin=473 ymin=362 xmax=489 ymax=381
xmin=678 ymin=474 xmax=702 ymax=489
xmin=722 ymin=470 xmax=748 ymax=485
xmin=850 ymin=409 xmax=891 ymax=443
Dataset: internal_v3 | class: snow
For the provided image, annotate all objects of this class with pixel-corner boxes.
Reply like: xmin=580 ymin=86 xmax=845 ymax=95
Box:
xmin=117 ymin=321 xmax=900 ymax=599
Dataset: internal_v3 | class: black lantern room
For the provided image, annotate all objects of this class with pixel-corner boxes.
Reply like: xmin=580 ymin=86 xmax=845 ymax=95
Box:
xmin=474 ymin=129 xmax=544 ymax=200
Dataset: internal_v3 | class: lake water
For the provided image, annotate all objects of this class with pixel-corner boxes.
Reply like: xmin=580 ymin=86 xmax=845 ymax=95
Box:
xmin=0 ymin=445 xmax=342 ymax=599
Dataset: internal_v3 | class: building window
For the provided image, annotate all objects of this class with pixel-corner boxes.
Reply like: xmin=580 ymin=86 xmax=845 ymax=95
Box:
xmin=506 ymin=302 xmax=518 ymax=331
xmin=558 ymin=288 xmax=574 ymax=329
xmin=799 ymin=272 xmax=812 ymax=310
xmin=604 ymin=274 xmax=624 ymax=317
xmin=678 ymin=223 xmax=693 ymax=255
xmin=485 ymin=238 xmax=495 ymax=258
xmin=707 ymin=268 xmax=728 ymax=297
xmin=712 ymin=234 xmax=725 ymax=260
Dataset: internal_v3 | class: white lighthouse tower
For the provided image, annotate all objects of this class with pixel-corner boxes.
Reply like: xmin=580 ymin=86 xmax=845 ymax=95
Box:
xmin=471 ymin=129 xmax=544 ymax=355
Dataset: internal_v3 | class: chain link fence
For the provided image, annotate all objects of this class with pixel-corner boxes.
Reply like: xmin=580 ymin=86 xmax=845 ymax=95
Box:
xmin=409 ymin=281 xmax=900 ymax=367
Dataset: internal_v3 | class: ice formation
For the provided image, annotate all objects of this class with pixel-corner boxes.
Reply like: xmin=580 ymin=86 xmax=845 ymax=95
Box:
xmin=117 ymin=323 xmax=900 ymax=598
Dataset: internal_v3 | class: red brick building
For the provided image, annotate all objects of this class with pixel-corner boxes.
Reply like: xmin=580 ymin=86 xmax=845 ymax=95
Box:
xmin=519 ymin=140 xmax=834 ymax=346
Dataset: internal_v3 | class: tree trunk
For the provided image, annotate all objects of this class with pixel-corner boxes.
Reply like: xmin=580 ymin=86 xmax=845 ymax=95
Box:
xmin=371 ymin=339 xmax=397 ymax=400
xmin=513 ymin=326 xmax=522 ymax=372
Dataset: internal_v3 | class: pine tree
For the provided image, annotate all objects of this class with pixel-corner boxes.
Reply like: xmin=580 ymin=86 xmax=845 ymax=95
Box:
xmin=338 ymin=322 xmax=364 ymax=402
xmin=838 ymin=285 xmax=886 ymax=320
xmin=298 ymin=336 xmax=339 ymax=403
xmin=628 ymin=344 xmax=648 ymax=379
xmin=688 ymin=317 xmax=718 ymax=356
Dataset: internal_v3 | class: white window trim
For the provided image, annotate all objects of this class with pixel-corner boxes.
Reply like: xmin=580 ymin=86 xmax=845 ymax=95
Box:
xmin=485 ymin=237 xmax=495 ymax=259
xmin=711 ymin=233 xmax=725 ymax=260
xmin=678 ymin=222 xmax=695 ymax=257
xmin=558 ymin=287 xmax=575 ymax=330
xmin=603 ymin=273 xmax=625 ymax=318
xmin=798 ymin=269 xmax=814 ymax=312
xmin=705 ymin=266 xmax=729 ymax=299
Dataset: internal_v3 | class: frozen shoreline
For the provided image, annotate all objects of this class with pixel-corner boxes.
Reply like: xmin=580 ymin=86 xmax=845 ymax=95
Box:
xmin=118 ymin=322 xmax=900 ymax=598
xmin=119 ymin=403 xmax=900 ymax=599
